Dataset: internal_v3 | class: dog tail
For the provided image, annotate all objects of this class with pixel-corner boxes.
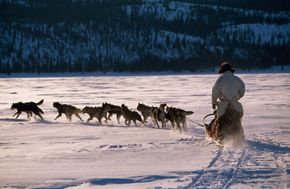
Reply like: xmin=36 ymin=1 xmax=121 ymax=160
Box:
xmin=181 ymin=111 xmax=194 ymax=116
xmin=36 ymin=99 xmax=44 ymax=106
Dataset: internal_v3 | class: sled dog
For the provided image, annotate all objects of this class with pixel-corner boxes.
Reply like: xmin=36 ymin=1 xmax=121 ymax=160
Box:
xmin=82 ymin=103 xmax=110 ymax=125
xmin=166 ymin=106 xmax=193 ymax=132
xmin=137 ymin=103 xmax=155 ymax=123
xmin=121 ymin=104 xmax=143 ymax=126
xmin=53 ymin=102 xmax=83 ymax=121
xmin=152 ymin=103 xmax=167 ymax=128
xmin=11 ymin=99 xmax=44 ymax=120
xmin=103 ymin=103 xmax=123 ymax=124
xmin=164 ymin=106 xmax=176 ymax=128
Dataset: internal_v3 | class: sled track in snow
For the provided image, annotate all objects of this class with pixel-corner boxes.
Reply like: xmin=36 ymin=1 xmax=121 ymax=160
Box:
xmin=222 ymin=148 xmax=248 ymax=189
xmin=184 ymin=147 xmax=248 ymax=189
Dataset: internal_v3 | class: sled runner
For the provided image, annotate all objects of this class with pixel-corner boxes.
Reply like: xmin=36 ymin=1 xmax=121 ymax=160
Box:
xmin=203 ymin=107 xmax=245 ymax=147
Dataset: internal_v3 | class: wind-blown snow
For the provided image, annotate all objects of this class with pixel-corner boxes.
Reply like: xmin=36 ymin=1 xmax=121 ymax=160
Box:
xmin=0 ymin=73 xmax=289 ymax=188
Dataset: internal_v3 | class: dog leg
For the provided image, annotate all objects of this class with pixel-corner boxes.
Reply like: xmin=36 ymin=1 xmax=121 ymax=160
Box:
xmin=15 ymin=112 xmax=21 ymax=119
xmin=75 ymin=113 xmax=83 ymax=121
xmin=65 ymin=114 xmax=72 ymax=121
xmin=153 ymin=113 xmax=160 ymax=128
xmin=171 ymin=121 xmax=176 ymax=131
xmin=177 ymin=122 xmax=182 ymax=133
xmin=104 ymin=112 xmax=112 ymax=123
xmin=117 ymin=119 xmax=120 ymax=124
xmin=183 ymin=120 xmax=187 ymax=132
xmin=55 ymin=114 xmax=62 ymax=120
xmin=162 ymin=120 xmax=166 ymax=128
xmin=156 ymin=120 xmax=161 ymax=128
xmin=29 ymin=112 xmax=33 ymax=118
xmin=26 ymin=112 xmax=30 ymax=119
xmin=87 ymin=116 xmax=93 ymax=123
xmin=12 ymin=112 xmax=19 ymax=117
xmin=143 ymin=115 xmax=148 ymax=123
xmin=35 ymin=112 xmax=44 ymax=120
xmin=127 ymin=120 xmax=131 ymax=127
xmin=140 ymin=120 xmax=146 ymax=127
xmin=117 ymin=114 xmax=121 ymax=124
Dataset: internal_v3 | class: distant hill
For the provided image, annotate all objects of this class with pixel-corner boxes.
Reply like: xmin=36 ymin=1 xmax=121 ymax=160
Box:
xmin=0 ymin=0 xmax=289 ymax=73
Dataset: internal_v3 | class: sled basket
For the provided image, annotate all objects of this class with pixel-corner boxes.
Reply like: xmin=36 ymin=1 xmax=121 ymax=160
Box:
xmin=203 ymin=111 xmax=245 ymax=147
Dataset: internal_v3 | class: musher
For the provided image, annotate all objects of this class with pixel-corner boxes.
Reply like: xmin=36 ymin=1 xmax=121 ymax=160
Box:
xmin=212 ymin=61 xmax=245 ymax=119
xmin=207 ymin=61 xmax=245 ymax=145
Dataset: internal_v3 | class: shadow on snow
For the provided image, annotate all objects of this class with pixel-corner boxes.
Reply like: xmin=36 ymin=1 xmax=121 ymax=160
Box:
xmin=39 ymin=175 xmax=179 ymax=189
xmin=247 ymin=139 xmax=290 ymax=154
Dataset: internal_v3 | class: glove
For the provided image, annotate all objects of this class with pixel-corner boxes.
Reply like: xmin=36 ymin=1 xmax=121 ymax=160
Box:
xmin=212 ymin=104 xmax=216 ymax=110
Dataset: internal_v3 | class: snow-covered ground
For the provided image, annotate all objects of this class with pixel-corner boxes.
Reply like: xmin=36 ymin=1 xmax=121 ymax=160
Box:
xmin=0 ymin=73 xmax=289 ymax=189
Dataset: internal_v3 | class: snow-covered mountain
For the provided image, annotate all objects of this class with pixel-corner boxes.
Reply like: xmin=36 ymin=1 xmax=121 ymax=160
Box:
xmin=0 ymin=0 xmax=289 ymax=73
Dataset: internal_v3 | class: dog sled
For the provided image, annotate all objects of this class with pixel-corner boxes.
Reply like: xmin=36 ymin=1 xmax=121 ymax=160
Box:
xmin=203 ymin=108 xmax=245 ymax=147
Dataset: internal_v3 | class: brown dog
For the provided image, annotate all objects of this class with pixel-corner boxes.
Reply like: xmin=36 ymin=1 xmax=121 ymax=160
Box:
xmin=166 ymin=106 xmax=193 ymax=132
xmin=152 ymin=103 xmax=167 ymax=128
xmin=121 ymin=104 xmax=143 ymax=126
xmin=137 ymin=103 xmax=155 ymax=123
xmin=53 ymin=102 xmax=83 ymax=121
xmin=82 ymin=103 xmax=110 ymax=125
xmin=103 ymin=103 xmax=123 ymax=124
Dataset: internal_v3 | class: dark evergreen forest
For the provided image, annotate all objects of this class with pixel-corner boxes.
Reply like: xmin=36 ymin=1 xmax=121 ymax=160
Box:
xmin=0 ymin=0 xmax=289 ymax=74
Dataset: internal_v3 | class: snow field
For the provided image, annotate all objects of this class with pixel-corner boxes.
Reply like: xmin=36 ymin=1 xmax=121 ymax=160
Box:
xmin=0 ymin=73 xmax=289 ymax=188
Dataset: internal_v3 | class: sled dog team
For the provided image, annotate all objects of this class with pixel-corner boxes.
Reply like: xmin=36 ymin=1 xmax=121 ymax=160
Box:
xmin=9 ymin=62 xmax=245 ymax=146
xmin=10 ymin=99 xmax=194 ymax=132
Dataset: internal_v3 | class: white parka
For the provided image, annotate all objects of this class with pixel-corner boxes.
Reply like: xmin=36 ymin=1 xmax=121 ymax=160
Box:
xmin=212 ymin=71 xmax=245 ymax=118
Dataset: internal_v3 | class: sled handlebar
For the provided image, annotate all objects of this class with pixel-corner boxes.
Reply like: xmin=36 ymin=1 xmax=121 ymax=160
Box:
xmin=203 ymin=113 xmax=215 ymax=126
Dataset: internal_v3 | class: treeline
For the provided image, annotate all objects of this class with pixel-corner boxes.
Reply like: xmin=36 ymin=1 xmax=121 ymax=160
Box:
xmin=0 ymin=0 xmax=289 ymax=74
xmin=0 ymin=0 xmax=122 ymax=22
xmin=180 ymin=0 xmax=290 ymax=11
